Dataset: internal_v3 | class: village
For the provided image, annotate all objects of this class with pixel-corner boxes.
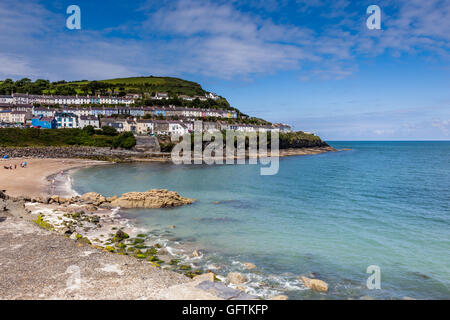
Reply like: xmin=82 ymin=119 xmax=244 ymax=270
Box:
xmin=0 ymin=93 xmax=292 ymax=136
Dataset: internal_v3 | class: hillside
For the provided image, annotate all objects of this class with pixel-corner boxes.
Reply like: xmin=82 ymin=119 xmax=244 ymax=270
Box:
xmin=65 ymin=76 xmax=207 ymax=97
xmin=0 ymin=76 xmax=210 ymax=97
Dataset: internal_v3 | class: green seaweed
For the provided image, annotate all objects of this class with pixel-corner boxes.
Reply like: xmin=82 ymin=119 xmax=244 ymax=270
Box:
xmin=34 ymin=214 xmax=53 ymax=231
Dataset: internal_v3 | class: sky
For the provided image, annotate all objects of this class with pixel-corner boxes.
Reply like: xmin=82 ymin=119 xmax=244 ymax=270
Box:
xmin=0 ymin=0 xmax=449 ymax=140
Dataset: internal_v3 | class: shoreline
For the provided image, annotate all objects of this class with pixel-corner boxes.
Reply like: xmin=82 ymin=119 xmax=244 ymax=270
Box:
xmin=0 ymin=148 xmax=340 ymax=300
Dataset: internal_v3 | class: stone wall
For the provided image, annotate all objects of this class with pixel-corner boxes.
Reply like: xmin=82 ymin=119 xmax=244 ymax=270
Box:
xmin=0 ymin=146 xmax=170 ymax=161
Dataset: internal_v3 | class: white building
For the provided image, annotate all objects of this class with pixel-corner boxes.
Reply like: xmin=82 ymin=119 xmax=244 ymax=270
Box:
xmin=169 ymin=121 xmax=189 ymax=135
xmin=79 ymin=115 xmax=100 ymax=128
xmin=0 ymin=95 xmax=13 ymax=104
xmin=55 ymin=112 xmax=79 ymax=128
xmin=154 ymin=92 xmax=169 ymax=100
xmin=136 ymin=120 xmax=154 ymax=135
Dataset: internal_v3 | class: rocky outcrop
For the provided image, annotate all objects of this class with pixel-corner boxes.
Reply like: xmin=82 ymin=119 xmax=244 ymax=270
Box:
xmin=227 ymin=272 xmax=248 ymax=285
xmin=109 ymin=189 xmax=195 ymax=209
xmin=81 ymin=192 xmax=106 ymax=205
xmin=301 ymin=276 xmax=328 ymax=293
xmin=243 ymin=262 xmax=256 ymax=270
xmin=27 ymin=189 xmax=194 ymax=210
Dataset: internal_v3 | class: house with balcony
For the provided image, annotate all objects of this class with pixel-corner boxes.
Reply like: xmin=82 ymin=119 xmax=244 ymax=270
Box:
xmin=55 ymin=112 xmax=78 ymax=128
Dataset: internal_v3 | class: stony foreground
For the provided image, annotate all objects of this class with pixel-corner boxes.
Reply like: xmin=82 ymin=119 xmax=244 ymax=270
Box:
xmin=0 ymin=192 xmax=257 ymax=300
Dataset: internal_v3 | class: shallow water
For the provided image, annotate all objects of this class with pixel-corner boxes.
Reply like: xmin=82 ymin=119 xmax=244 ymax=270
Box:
xmin=71 ymin=141 xmax=450 ymax=299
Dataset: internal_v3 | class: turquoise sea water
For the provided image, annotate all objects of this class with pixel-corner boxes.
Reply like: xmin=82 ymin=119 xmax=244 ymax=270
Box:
xmin=71 ymin=141 xmax=450 ymax=299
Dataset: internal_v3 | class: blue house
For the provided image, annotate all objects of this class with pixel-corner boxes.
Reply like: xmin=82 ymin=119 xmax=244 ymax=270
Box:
xmin=32 ymin=116 xmax=57 ymax=129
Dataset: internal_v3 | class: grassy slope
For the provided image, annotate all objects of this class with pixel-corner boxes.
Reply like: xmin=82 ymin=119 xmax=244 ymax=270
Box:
xmin=53 ymin=76 xmax=207 ymax=96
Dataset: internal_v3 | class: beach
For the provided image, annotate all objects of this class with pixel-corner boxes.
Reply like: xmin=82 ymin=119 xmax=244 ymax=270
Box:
xmin=0 ymin=158 xmax=108 ymax=198
xmin=0 ymin=157 xmax=258 ymax=300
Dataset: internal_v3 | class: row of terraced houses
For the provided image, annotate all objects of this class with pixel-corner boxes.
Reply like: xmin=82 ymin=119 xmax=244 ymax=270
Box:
xmin=0 ymin=94 xmax=291 ymax=134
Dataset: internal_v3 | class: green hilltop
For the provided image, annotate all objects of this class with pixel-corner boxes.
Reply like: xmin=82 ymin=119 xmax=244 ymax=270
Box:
xmin=0 ymin=76 xmax=208 ymax=97
xmin=65 ymin=76 xmax=207 ymax=97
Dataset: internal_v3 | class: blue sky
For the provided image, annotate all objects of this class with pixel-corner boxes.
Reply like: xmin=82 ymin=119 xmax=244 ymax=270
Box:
xmin=0 ymin=0 xmax=449 ymax=140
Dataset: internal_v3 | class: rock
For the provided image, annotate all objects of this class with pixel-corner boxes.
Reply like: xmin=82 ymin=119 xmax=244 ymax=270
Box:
xmin=158 ymin=248 xmax=168 ymax=255
xmin=110 ymin=189 xmax=195 ymax=209
xmin=106 ymin=196 xmax=118 ymax=202
xmin=270 ymin=295 xmax=289 ymax=300
xmin=243 ymin=262 xmax=256 ymax=270
xmin=81 ymin=192 xmax=106 ymax=205
xmin=0 ymin=190 xmax=8 ymax=200
xmin=227 ymin=272 xmax=248 ymax=285
xmin=60 ymin=227 xmax=73 ymax=236
xmin=69 ymin=232 xmax=80 ymax=240
xmin=169 ymin=224 xmax=176 ymax=229
xmin=112 ymin=230 xmax=129 ymax=242
xmin=193 ymin=272 xmax=215 ymax=283
xmin=208 ymin=264 xmax=222 ymax=270
xmin=301 ymin=276 xmax=328 ymax=293
xmin=192 ymin=250 xmax=201 ymax=257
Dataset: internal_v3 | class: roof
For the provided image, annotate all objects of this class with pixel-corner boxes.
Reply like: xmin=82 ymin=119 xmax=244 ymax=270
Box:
xmin=55 ymin=112 xmax=77 ymax=117
xmin=80 ymin=116 xmax=99 ymax=121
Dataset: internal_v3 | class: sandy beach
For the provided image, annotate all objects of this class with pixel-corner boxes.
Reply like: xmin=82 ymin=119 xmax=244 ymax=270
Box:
xmin=0 ymin=157 xmax=258 ymax=300
xmin=0 ymin=158 xmax=107 ymax=198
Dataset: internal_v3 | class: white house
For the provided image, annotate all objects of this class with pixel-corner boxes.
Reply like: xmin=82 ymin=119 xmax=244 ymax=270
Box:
xmin=206 ymin=92 xmax=220 ymax=100
xmin=55 ymin=112 xmax=79 ymax=128
xmin=0 ymin=110 xmax=11 ymax=123
xmin=169 ymin=121 xmax=189 ymax=135
xmin=9 ymin=111 xmax=29 ymax=124
xmin=79 ymin=115 xmax=100 ymax=128
xmin=0 ymin=95 xmax=13 ymax=104
xmin=136 ymin=120 xmax=154 ymax=135
xmin=154 ymin=92 xmax=169 ymax=100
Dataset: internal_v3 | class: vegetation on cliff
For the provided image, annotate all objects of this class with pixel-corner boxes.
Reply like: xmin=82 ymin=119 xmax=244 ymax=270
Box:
xmin=0 ymin=127 xmax=136 ymax=149
xmin=158 ymin=131 xmax=328 ymax=152
xmin=0 ymin=76 xmax=206 ymax=97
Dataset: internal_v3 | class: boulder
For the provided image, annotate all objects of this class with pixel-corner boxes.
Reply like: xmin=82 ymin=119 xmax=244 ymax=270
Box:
xmin=110 ymin=189 xmax=195 ymax=209
xmin=192 ymin=250 xmax=201 ymax=257
xmin=243 ymin=262 xmax=256 ymax=270
xmin=227 ymin=272 xmax=248 ymax=285
xmin=301 ymin=276 xmax=328 ymax=293
xmin=106 ymin=195 xmax=118 ymax=202
xmin=193 ymin=272 xmax=215 ymax=283
xmin=0 ymin=190 xmax=8 ymax=200
xmin=81 ymin=192 xmax=106 ymax=205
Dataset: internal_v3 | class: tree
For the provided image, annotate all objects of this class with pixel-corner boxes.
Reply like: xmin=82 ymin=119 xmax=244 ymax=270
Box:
xmin=82 ymin=125 xmax=95 ymax=135
xmin=101 ymin=125 xmax=118 ymax=136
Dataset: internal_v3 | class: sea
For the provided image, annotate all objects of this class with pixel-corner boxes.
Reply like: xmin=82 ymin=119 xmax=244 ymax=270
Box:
xmin=70 ymin=141 xmax=450 ymax=300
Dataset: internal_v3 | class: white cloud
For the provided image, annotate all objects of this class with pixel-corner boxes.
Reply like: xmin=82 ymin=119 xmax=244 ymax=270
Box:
xmin=0 ymin=0 xmax=448 ymax=81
